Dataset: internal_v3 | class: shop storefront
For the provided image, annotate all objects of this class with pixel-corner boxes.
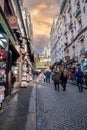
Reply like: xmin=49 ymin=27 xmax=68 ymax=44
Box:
xmin=0 ymin=7 xmax=20 ymax=100
xmin=81 ymin=55 xmax=87 ymax=72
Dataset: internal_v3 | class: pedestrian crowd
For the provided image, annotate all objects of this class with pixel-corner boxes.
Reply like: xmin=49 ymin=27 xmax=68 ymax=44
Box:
xmin=52 ymin=68 xmax=68 ymax=91
xmin=36 ymin=67 xmax=87 ymax=93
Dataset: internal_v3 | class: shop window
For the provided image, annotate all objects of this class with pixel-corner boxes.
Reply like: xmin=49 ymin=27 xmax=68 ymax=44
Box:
xmin=77 ymin=17 xmax=82 ymax=31
xmin=12 ymin=63 xmax=19 ymax=82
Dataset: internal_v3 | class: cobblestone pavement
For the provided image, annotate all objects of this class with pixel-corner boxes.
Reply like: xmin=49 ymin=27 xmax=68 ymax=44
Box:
xmin=36 ymin=82 xmax=87 ymax=130
xmin=0 ymin=84 xmax=33 ymax=130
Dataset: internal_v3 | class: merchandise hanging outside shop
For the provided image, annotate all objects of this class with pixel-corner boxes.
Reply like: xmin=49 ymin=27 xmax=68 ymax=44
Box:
xmin=0 ymin=49 xmax=7 ymax=108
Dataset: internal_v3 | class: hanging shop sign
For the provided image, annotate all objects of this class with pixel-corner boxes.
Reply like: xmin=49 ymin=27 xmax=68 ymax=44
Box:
xmin=8 ymin=16 xmax=18 ymax=29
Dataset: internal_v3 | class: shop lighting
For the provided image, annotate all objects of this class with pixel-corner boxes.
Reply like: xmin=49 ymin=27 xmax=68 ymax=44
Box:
xmin=0 ymin=40 xmax=5 ymax=48
xmin=1 ymin=38 xmax=8 ymax=43
xmin=0 ymin=34 xmax=3 ymax=38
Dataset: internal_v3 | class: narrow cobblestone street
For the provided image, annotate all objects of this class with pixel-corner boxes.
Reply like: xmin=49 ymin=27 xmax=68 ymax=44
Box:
xmin=0 ymin=81 xmax=87 ymax=130
xmin=36 ymin=82 xmax=87 ymax=130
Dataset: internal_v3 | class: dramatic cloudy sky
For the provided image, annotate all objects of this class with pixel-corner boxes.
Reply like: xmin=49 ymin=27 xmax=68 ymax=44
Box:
xmin=24 ymin=0 xmax=61 ymax=54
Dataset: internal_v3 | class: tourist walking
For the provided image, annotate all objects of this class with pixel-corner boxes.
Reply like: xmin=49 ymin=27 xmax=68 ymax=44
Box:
xmin=52 ymin=69 xmax=60 ymax=91
xmin=45 ymin=70 xmax=51 ymax=83
xmin=38 ymin=71 xmax=46 ymax=85
xmin=60 ymin=70 xmax=68 ymax=91
xmin=76 ymin=68 xmax=84 ymax=92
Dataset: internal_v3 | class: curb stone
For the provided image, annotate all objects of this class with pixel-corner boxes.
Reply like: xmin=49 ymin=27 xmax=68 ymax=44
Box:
xmin=0 ymin=88 xmax=20 ymax=114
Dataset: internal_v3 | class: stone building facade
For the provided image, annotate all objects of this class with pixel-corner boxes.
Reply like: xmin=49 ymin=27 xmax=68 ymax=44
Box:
xmin=50 ymin=0 xmax=87 ymax=71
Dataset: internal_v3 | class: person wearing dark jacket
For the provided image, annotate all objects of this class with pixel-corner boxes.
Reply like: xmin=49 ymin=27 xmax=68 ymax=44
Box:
xmin=52 ymin=69 xmax=60 ymax=91
xmin=84 ymin=70 xmax=87 ymax=87
xmin=76 ymin=68 xmax=84 ymax=92
xmin=45 ymin=70 xmax=51 ymax=83
xmin=60 ymin=71 xmax=68 ymax=91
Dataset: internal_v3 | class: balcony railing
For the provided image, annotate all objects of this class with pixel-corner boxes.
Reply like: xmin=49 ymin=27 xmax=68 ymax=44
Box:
xmin=80 ymin=48 xmax=85 ymax=54
xmin=71 ymin=36 xmax=74 ymax=42
xmin=75 ymin=8 xmax=81 ymax=18
xmin=78 ymin=25 xmax=82 ymax=34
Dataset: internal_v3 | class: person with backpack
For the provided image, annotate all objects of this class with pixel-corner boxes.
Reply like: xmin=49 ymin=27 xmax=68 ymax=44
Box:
xmin=76 ymin=68 xmax=84 ymax=92
xmin=45 ymin=70 xmax=51 ymax=83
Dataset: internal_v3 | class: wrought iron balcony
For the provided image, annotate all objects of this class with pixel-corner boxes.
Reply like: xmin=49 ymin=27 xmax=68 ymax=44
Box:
xmin=75 ymin=8 xmax=81 ymax=18
xmin=78 ymin=25 xmax=82 ymax=34
xmin=80 ymin=48 xmax=85 ymax=54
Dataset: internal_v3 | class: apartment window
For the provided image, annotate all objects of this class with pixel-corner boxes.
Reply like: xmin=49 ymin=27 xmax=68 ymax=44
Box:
xmin=78 ymin=17 xmax=82 ymax=29
xmin=73 ymin=45 xmax=75 ymax=52
xmin=70 ymin=14 xmax=72 ymax=18
xmin=67 ymin=49 xmax=69 ymax=55
xmin=74 ymin=20 xmax=76 ymax=26
xmin=81 ymin=39 xmax=84 ymax=48
xmin=71 ymin=29 xmax=74 ymax=33
xmin=77 ymin=1 xmax=80 ymax=7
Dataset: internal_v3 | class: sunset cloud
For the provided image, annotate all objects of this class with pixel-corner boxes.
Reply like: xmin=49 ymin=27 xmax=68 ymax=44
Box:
xmin=24 ymin=0 xmax=60 ymax=54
